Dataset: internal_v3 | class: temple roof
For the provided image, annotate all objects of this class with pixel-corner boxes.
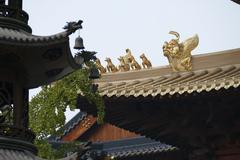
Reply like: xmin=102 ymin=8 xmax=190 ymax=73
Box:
xmin=0 ymin=148 xmax=92 ymax=160
xmin=50 ymin=137 xmax=177 ymax=159
xmin=0 ymin=21 xmax=82 ymax=89
xmin=0 ymin=144 xmax=87 ymax=160
xmin=48 ymin=112 xmax=87 ymax=141
xmin=94 ymin=136 xmax=177 ymax=159
xmin=0 ymin=27 xmax=69 ymax=44
xmin=49 ymin=112 xmax=178 ymax=159
xmin=0 ymin=149 xmax=42 ymax=160
xmin=95 ymin=48 xmax=240 ymax=97
xmin=231 ymin=0 xmax=240 ymax=5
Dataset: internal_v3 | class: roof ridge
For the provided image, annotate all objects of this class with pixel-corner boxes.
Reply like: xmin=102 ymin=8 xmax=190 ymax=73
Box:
xmin=95 ymin=48 xmax=240 ymax=84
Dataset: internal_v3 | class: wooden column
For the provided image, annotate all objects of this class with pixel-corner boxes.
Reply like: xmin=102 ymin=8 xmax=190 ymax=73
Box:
xmin=12 ymin=66 xmax=30 ymax=128
xmin=13 ymin=81 xmax=24 ymax=128
xmin=8 ymin=0 xmax=22 ymax=9
xmin=23 ymin=88 xmax=29 ymax=127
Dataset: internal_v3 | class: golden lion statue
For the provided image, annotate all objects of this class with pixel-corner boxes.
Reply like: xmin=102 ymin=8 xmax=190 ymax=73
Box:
xmin=118 ymin=56 xmax=130 ymax=72
xmin=163 ymin=31 xmax=199 ymax=72
xmin=140 ymin=53 xmax=152 ymax=69
xmin=95 ymin=58 xmax=106 ymax=74
xmin=125 ymin=49 xmax=141 ymax=70
xmin=105 ymin=58 xmax=118 ymax=73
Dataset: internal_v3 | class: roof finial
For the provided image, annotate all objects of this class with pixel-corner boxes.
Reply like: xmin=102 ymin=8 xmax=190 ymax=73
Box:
xmin=118 ymin=56 xmax=130 ymax=72
xmin=105 ymin=58 xmax=118 ymax=73
xmin=96 ymin=58 xmax=107 ymax=74
xmin=63 ymin=20 xmax=83 ymax=34
xmin=163 ymin=31 xmax=199 ymax=72
xmin=140 ymin=53 xmax=152 ymax=69
xmin=126 ymin=49 xmax=141 ymax=70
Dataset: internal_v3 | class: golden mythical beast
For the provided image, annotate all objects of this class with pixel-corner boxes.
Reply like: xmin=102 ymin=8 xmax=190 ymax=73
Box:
xmin=163 ymin=31 xmax=199 ymax=72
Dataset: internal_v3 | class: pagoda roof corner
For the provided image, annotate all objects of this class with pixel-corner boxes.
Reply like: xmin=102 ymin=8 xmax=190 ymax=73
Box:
xmin=0 ymin=25 xmax=83 ymax=88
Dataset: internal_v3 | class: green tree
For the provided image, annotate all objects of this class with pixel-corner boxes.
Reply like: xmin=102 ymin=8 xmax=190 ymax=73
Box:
xmin=29 ymin=68 xmax=105 ymax=159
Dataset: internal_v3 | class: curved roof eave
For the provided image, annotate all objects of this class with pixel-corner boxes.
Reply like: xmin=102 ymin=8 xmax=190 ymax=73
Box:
xmin=0 ymin=26 xmax=82 ymax=89
xmin=0 ymin=27 xmax=71 ymax=45
xmin=231 ymin=0 xmax=240 ymax=5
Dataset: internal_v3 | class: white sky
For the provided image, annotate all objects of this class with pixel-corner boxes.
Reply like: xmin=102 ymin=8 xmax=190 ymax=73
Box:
xmin=24 ymin=0 xmax=240 ymax=121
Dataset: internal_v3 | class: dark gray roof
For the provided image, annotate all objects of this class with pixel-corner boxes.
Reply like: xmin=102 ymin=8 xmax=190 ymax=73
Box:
xmin=0 ymin=27 xmax=69 ymax=44
xmin=50 ymin=137 xmax=177 ymax=159
xmin=93 ymin=136 xmax=177 ymax=158
xmin=0 ymin=148 xmax=83 ymax=160
xmin=58 ymin=153 xmax=78 ymax=160
xmin=48 ymin=112 xmax=87 ymax=141
xmin=0 ymin=20 xmax=83 ymax=88
xmin=231 ymin=0 xmax=240 ymax=5
xmin=60 ymin=112 xmax=87 ymax=140
xmin=49 ymin=112 xmax=177 ymax=158
xmin=0 ymin=25 xmax=82 ymax=88
xmin=0 ymin=149 xmax=42 ymax=160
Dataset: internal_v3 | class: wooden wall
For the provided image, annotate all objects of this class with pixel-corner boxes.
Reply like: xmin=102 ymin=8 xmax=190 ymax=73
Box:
xmin=83 ymin=123 xmax=139 ymax=142
xmin=62 ymin=114 xmax=139 ymax=142
xmin=62 ymin=115 xmax=97 ymax=141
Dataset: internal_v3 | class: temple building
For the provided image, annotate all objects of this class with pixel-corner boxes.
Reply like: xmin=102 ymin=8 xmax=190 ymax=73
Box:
xmin=51 ymin=29 xmax=240 ymax=159
xmin=77 ymin=33 xmax=240 ymax=160
xmin=1 ymin=0 xmax=237 ymax=159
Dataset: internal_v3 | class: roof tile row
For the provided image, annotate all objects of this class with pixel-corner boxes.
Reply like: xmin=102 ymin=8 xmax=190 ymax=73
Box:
xmin=0 ymin=27 xmax=68 ymax=43
xmin=94 ymin=136 xmax=177 ymax=158
xmin=98 ymin=64 xmax=240 ymax=97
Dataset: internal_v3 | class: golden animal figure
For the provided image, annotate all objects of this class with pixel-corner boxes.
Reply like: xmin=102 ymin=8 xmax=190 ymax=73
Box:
xmin=125 ymin=49 xmax=141 ymax=70
xmin=105 ymin=58 xmax=119 ymax=73
xmin=125 ymin=48 xmax=134 ymax=62
xmin=140 ymin=53 xmax=152 ymax=69
xmin=123 ymin=51 xmax=131 ymax=65
xmin=118 ymin=57 xmax=125 ymax=72
xmin=95 ymin=58 xmax=106 ymax=74
xmin=163 ymin=31 xmax=199 ymax=72
xmin=118 ymin=56 xmax=130 ymax=72
xmin=130 ymin=58 xmax=141 ymax=70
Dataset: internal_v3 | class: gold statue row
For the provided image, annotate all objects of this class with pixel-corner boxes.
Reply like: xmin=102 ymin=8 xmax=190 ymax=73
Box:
xmin=95 ymin=31 xmax=199 ymax=74
xmin=95 ymin=49 xmax=152 ymax=74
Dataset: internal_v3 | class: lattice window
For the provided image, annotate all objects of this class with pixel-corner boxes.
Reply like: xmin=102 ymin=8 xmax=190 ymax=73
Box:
xmin=0 ymin=81 xmax=13 ymax=124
